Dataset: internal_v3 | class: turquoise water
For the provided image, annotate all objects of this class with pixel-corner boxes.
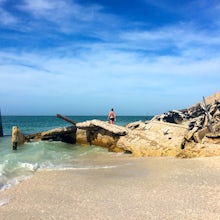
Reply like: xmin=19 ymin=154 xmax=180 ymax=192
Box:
xmin=0 ymin=116 xmax=151 ymax=191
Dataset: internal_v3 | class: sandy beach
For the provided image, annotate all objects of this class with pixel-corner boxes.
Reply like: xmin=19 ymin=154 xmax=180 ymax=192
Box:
xmin=1 ymin=155 xmax=220 ymax=220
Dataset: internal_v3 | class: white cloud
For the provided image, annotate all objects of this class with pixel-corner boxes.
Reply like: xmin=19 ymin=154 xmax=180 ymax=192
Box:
xmin=19 ymin=0 xmax=74 ymax=18
xmin=13 ymin=0 xmax=119 ymax=36
xmin=120 ymin=22 xmax=220 ymax=61
xmin=19 ymin=0 xmax=106 ymax=24
xmin=1 ymin=39 xmax=220 ymax=115
xmin=1 ymin=0 xmax=220 ymax=114
xmin=1 ymin=40 xmax=220 ymax=92
xmin=0 ymin=8 xmax=17 ymax=25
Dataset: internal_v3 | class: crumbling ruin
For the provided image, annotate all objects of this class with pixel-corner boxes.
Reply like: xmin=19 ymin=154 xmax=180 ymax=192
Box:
xmin=152 ymin=92 xmax=220 ymax=146
xmin=11 ymin=91 xmax=220 ymax=158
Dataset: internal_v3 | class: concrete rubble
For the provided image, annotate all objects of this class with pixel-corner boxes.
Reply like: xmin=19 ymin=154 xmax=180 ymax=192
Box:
xmin=119 ymin=91 xmax=220 ymax=158
xmin=11 ymin=91 xmax=220 ymax=158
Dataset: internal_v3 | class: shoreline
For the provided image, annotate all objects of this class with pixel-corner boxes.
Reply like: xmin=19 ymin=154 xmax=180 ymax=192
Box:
xmin=1 ymin=156 xmax=220 ymax=219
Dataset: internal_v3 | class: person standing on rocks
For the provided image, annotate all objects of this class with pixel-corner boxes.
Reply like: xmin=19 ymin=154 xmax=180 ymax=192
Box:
xmin=108 ymin=108 xmax=116 ymax=124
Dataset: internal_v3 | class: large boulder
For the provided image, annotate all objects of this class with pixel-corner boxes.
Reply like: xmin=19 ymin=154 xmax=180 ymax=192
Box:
xmin=117 ymin=121 xmax=188 ymax=156
xmin=76 ymin=119 xmax=128 ymax=135
xmin=76 ymin=120 xmax=128 ymax=151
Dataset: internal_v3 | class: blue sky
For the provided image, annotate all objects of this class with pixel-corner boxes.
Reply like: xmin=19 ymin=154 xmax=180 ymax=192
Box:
xmin=0 ymin=0 xmax=219 ymax=116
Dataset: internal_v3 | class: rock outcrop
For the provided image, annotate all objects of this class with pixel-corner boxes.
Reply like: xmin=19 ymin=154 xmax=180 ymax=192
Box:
xmin=11 ymin=119 xmax=128 ymax=153
xmin=152 ymin=92 xmax=220 ymax=145
xmin=117 ymin=121 xmax=188 ymax=157
xmin=11 ymin=91 xmax=220 ymax=158
xmin=76 ymin=120 xmax=128 ymax=151
xmin=12 ymin=126 xmax=77 ymax=149
xmin=116 ymin=91 xmax=220 ymax=158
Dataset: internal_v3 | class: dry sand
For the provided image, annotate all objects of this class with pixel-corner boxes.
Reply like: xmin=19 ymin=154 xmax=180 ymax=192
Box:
xmin=1 ymin=155 xmax=220 ymax=220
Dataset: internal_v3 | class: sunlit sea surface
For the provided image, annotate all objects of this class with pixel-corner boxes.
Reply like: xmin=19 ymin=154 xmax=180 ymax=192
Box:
xmin=0 ymin=116 xmax=152 ymax=191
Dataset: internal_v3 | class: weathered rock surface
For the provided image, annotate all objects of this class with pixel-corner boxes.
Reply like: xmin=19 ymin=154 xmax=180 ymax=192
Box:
xmin=11 ymin=91 xmax=220 ymax=158
xmin=117 ymin=121 xmax=188 ymax=157
xmin=152 ymin=91 xmax=220 ymax=138
xmin=152 ymin=91 xmax=220 ymax=145
xmin=116 ymin=91 xmax=220 ymax=158
xmin=11 ymin=119 xmax=127 ymax=152
xmin=26 ymin=126 xmax=77 ymax=143
xmin=76 ymin=119 xmax=128 ymax=135
xmin=12 ymin=126 xmax=77 ymax=149
xmin=76 ymin=120 xmax=128 ymax=151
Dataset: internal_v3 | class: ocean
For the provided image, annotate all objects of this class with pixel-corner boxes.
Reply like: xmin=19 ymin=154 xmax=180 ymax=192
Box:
xmin=0 ymin=115 xmax=151 ymax=191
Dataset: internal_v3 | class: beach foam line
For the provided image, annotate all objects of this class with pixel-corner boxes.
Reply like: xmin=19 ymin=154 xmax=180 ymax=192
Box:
xmin=18 ymin=162 xmax=39 ymax=171
xmin=38 ymin=163 xmax=132 ymax=172
xmin=0 ymin=175 xmax=34 ymax=192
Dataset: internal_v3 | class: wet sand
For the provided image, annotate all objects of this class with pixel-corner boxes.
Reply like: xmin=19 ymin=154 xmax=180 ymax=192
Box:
xmin=1 ymin=156 xmax=220 ymax=220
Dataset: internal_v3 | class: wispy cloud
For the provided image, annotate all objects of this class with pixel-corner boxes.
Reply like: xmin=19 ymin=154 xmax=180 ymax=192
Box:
xmin=120 ymin=22 xmax=220 ymax=60
xmin=18 ymin=0 xmax=96 ymax=21
xmin=0 ymin=7 xmax=17 ymax=25
xmin=1 ymin=0 xmax=220 ymax=115
xmin=16 ymin=0 xmax=118 ymax=36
